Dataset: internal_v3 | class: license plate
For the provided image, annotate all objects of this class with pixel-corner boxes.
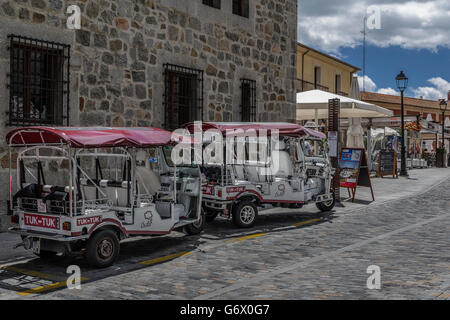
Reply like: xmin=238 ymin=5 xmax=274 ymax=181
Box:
xmin=203 ymin=186 xmax=214 ymax=195
xmin=24 ymin=213 xmax=59 ymax=229
xmin=37 ymin=199 xmax=47 ymax=213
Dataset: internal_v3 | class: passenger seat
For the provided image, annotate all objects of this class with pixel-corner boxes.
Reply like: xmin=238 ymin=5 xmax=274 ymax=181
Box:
xmin=136 ymin=166 xmax=161 ymax=195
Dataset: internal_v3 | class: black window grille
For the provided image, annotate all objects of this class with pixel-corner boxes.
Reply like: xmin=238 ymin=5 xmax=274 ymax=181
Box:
xmin=7 ymin=35 xmax=71 ymax=126
xmin=241 ymin=79 xmax=256 ymax=122
xmin=232 ymin=0 xmax=249 ymax=18
xmin=203 ymin=0 xmax=221 ymax=9
xmin=163 ymin=64 xmax=203 ymax=130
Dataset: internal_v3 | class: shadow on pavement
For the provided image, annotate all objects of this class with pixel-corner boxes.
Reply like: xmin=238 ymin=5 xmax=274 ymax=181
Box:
xmin=0 ymin=208 xmax=337 ymax=297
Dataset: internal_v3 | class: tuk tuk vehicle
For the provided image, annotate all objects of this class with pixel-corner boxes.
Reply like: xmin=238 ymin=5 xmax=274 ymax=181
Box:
xmin=6 ymin=127 xmax=204 ymax=267
xmin=183 ymin=122 xmax=335 ymax=228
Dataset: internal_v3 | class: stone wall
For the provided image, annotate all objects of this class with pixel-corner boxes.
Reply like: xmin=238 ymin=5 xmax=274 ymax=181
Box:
xmin=0 ymin=0 xmax=297 ymax=218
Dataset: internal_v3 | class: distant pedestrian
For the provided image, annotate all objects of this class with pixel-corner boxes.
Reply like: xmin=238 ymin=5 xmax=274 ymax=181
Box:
xmin=303 ymin=140 xmax=312 ymax=156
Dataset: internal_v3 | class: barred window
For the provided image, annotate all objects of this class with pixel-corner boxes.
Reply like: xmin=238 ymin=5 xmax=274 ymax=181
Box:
xmin=241 ymin=79 xmax=256 ymax=122
xmin=233 ymin=0 xmax=249 ymax=18
xmin=203 ymin=0 xmax=221 ymax=9
xmin=335 ymin=74 xmax=341 ymax=93
xmin=163 ymin=64 xmax=203 ymax=130
xmin=7 ymin=35 xmax=70 ymax=126
xmin=314 ymin=66 xmax=321 ymax=88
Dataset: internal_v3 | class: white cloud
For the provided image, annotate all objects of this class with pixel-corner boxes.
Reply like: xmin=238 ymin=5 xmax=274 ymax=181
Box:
xmin=358 ymin=74 xmax=449 ymax=100
xmin=411 ymin=77 xmax=450 ymax=100
xmin=377 ymin=88 xmax=399 ymax=96
xmin=357 ymin=75 xmax=377 ymax=92
xmin=357 ymin=74 xmax=398 ymax=95
xmin=298 ymin=0 xmax=450 ymax=53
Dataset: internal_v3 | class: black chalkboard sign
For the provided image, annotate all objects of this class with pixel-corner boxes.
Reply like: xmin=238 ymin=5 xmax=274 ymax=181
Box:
xmin=378 ymin=150 xmax=398 ymax=178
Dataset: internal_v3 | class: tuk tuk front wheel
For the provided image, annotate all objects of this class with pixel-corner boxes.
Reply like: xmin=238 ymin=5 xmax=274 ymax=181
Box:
xmin=232 ymin=200 xmax=258 ymax=228
xmin=86 ymin=230 xmax=120 ymax=268
xmin=184 ymin=210 xmax=205 ymax=235
xmin=316 ymin=193 xmax=336 ymax=212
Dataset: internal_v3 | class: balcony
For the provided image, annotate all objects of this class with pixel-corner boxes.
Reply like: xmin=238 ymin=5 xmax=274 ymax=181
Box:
xmin=297 ymin=79 xmax=329 ymax=93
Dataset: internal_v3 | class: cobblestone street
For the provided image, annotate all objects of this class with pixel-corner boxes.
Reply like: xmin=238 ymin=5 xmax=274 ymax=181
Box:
xmin=0 ymin=168 xmax=449 ymax=300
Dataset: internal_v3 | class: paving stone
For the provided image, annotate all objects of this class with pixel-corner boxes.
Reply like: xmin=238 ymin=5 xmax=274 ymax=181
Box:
xmin=1 ymin=169 xmax=449 ymax=300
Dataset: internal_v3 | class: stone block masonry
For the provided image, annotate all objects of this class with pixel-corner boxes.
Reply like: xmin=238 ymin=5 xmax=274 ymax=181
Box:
xmin=0 ymin=0 xmax=297 ymax=215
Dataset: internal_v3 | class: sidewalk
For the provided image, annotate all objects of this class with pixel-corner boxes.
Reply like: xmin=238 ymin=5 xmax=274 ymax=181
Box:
xmin=336 ymin=167 xmax=450 ymax=212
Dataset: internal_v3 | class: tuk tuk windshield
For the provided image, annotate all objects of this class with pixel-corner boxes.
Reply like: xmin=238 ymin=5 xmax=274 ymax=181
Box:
xmin=302 ymin=138 xmax=327 ymax=157
xmin=162 ymin=145 xmax=199 ymax=168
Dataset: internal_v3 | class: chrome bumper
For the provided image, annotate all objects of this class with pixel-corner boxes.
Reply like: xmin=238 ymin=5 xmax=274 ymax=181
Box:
xmin=203 ymin=199 xmax=232 ymax=210
xmin=315 ymin=193 xmax=334 ymax=203
xmin=8 ymin=227 xmax=89 ymax=242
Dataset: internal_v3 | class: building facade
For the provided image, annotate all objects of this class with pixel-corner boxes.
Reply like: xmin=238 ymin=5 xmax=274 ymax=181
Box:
xmin=361 ymin=91 xmax=450 ymax=153
xmin=361 ymin=91 xmax=448 ymax=122
xmin=0 ymin=0 xmax=298 ymax=223
xmin=297 ymin=42 xmax=359 ymax=96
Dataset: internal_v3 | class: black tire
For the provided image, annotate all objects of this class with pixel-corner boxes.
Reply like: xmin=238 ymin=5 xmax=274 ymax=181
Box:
xmin=184 ymin=210 xmax=205 ymax=235
xmin=290 ymin=203 xmax=304 ymax=209
xmin=34 ymin=250 xmax=58 ymax=259
xmin=232 ymin=200 xmax=258 ymax=228
xmin=86 ymin=229 xmax=120 ymax=268
xmin=316 ymin=192 xmax=336 ymax=212
xmin=205 ymin=210 xmax=219 ymax=222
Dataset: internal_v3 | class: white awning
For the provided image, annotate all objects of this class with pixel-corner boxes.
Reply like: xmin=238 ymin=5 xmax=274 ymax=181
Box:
xmin=296 ymin=90 xmax=393 ymax=120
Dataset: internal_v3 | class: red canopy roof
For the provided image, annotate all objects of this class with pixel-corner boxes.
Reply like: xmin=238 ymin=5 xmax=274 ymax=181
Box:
xmin=6 ymin=127 xmax=179 ymax=148
xmin=183 ymin=122 xmax=326 ymax=139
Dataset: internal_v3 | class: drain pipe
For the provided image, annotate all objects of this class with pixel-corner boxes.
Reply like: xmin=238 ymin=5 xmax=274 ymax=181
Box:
xmin=301 ymin=49 xmax=310 ymax=91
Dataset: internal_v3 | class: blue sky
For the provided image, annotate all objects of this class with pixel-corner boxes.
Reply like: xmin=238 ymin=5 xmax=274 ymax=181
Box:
xmin=298 ymin=0 xmax=450 ymax=100
xmin=338 ymin=45 xmax=450 ymax=98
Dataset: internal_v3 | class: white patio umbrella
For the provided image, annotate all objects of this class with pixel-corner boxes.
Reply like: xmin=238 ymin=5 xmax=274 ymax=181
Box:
xmin=348 ymin=76 xmax=365 ymax=149
xmin=297 ymin=88 xmax=393 ymax=170
xmin=296 ymin=90 xmax=393 ymax=120
xmin=349 ymin=75 xmax=362 ymax=100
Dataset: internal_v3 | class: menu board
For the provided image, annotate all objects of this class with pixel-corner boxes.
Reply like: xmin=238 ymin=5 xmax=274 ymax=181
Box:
xmin=339 ymin=148 xmax=362 ymax=188
xmin=328 ymin=131 xmax=338 ymax=157
xmin=339 ymin=148 xmax=375 ymax=202
xmin=378 ymin=150 xmax=398 ymax=178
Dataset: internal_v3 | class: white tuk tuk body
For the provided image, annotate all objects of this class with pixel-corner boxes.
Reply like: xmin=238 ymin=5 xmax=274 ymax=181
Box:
xmin=6 ymin=127 xmax=203 ymax=267
xmin=184 ymin=122 xmax=335 ymax=228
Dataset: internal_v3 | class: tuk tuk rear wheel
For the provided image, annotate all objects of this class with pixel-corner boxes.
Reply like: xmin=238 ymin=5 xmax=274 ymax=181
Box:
xmin=232 ymin=200 xmax=258 ymax=228
xmin=184 ymin=210 xmax=205 ymax=235
xmin=86 ymin=230 xmax=120 ymax=268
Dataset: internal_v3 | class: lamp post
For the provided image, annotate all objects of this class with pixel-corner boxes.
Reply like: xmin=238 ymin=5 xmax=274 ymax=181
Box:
xmin=396 ymin=71 xmax=408 ymax=176
xmin=439 ymin=99 xmax=447 ymax=167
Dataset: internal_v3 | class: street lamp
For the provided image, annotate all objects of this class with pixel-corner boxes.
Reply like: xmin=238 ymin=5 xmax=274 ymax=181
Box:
xmin=396 ymin=71 xmax=408 ymax=176
xmin=439 ymin=98 xmax=447 ymax=167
